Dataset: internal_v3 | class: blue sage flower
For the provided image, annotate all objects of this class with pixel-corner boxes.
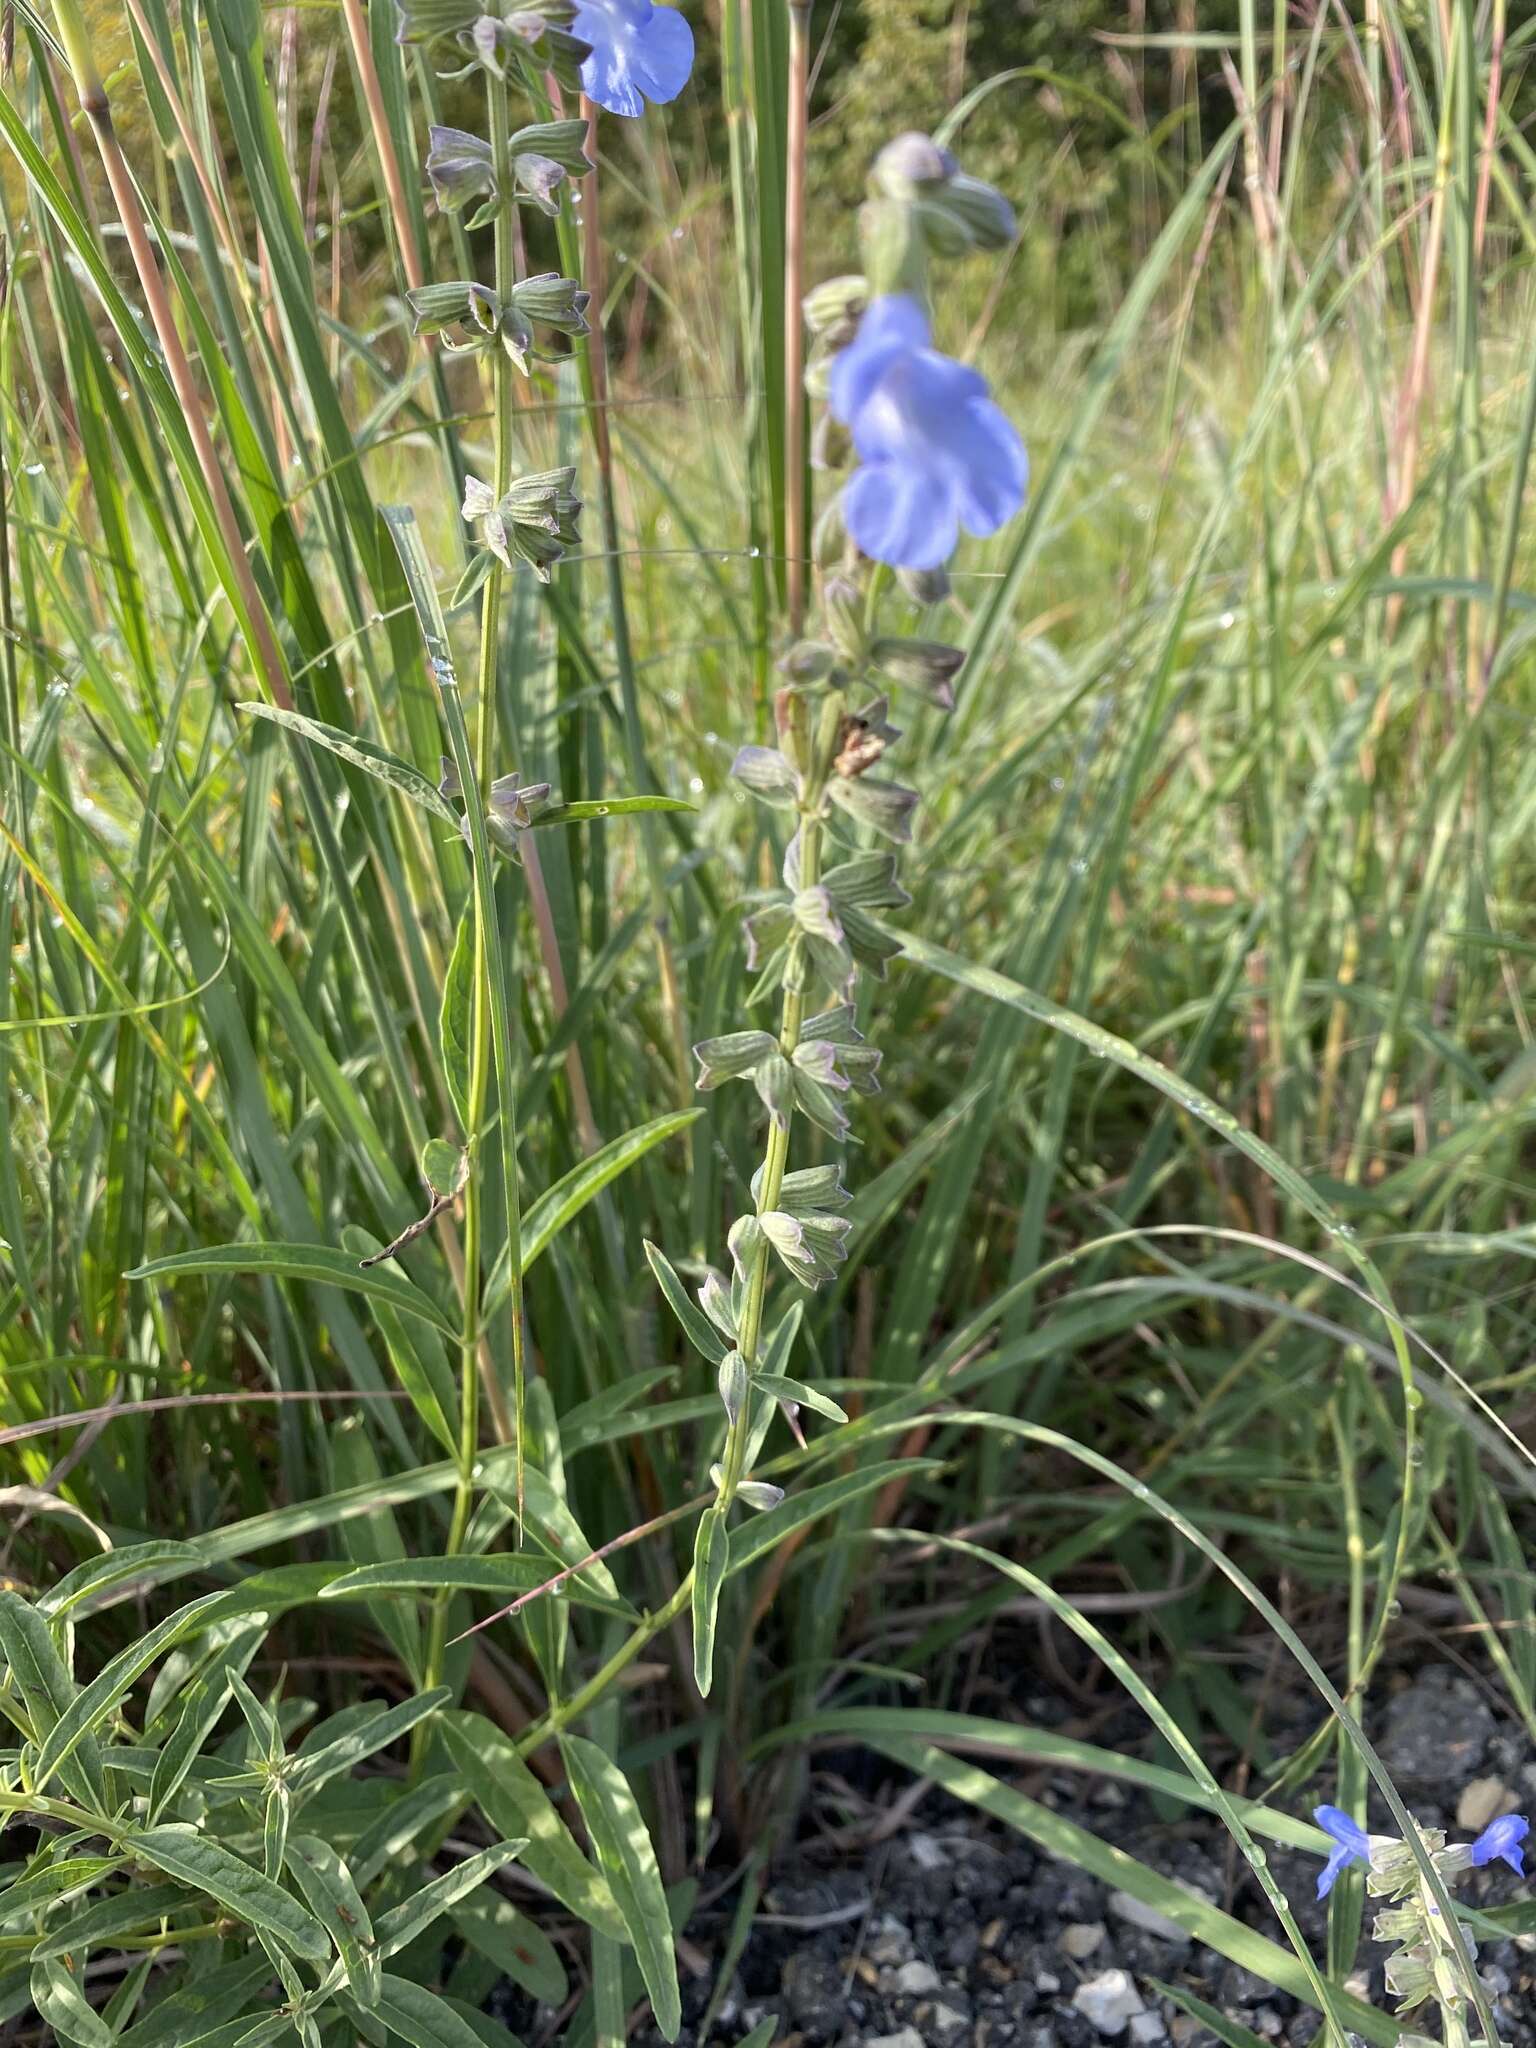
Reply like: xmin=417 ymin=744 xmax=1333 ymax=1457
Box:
xmin=1470 ymin=1813 xmax=1529 ymax=1876
xmin=570 ymin=0 xmax=693 ymax=118
xmin=1314 ymin=1805 xmax=1371 ymax=1898
xmin=828 ymin=293 xmax=1027 ymax=572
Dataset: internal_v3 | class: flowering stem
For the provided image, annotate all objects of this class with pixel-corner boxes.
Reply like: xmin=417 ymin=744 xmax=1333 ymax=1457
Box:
xmin=718 ymin=690 xmax=842 ymax=1506
xmin=422 ymin=61 xmax=528 ymax=1714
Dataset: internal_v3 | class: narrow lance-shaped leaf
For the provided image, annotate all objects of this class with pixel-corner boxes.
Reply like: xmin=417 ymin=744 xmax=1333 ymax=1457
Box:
xmin=644 ymin=1240 xmax=729 ymax=1364
xmin=237 ymin=704 xmax=460 ymax=823
xmin=559 ymin=1733 xmax=682 ymax=2041
xmin=691 ymin=1508 xmax=729 ymax=1698
xmin=0 ymin=1590 xmax=111 ymax=1810
xmin=437 ymin=1711 xmax=625 ymax=1940
xmin=129 ymin=1827 xmax=330 ymax=1962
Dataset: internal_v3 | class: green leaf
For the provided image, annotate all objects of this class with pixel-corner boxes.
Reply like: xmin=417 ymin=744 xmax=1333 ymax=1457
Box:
xmin=422 ymin=1139 xmax=468 ymax=1199
xmin=285 ymin=1835 xmax=378 ymax=2004
xmin=39 ymin=1543 xmax=204 ymax=1620
xmin=750 ymin=1707 xmax=1328 ymax=1851
xmin=643 ymin=1241 xmax=728 ymax=1364
xmin=33 ymin=1887 xmax=195 ymax=1962
xmin=32 ymin=1592 xmax=237 ymax=1795
xmin=438 ymin=1711 xmax=624 ymax=1941
xmin=440 ymin=905 xmax=475 ymax=1137
xmin=450 ymin=1889 xmax=568 ymax=2006
xmin=530 ymin=796 xmax=695 ymax=827
xmin=30 ymin=1957 xmax=116 ymax=2048
xmin=0 ymin=1590 xmax=110 ymax=1810
xmin=484 ymin=1114 xmax=704 ymax=1313
xmin=115 ymin=1959 xmax=274 ymax=2048
xmin=125 ymin=1242 xmax=457 ymax=1336
xmin=372 ymin=1840 xmax=526 ymax=1961
xmin=317 ymin=1557 xmax=631 ymax=1621
xmin=558 ymin=1734 xmax=681 ymax=2042
xmin=369 ymin=1976 xmax=490 ymax=2048
xmin=691 ymin=1509 xmax=729 ymax=1698
xmin=129 ymin=1827 xmax=329 ymax=1963
xmin=0 ymin=1856 xmax=124 ymax=1923
xmin=753 ymin=1374 xmax=848 ymax=1424
xmin=1151 ymin=1984 xmax=1274 ymax=2048
xmin=286 ymin=1686 xmax=451 ymax=1795
xmin=148 ymin=1626 xmax=267 ymax=1823
xmin=238 ymin=704 xmax=459 ymax=823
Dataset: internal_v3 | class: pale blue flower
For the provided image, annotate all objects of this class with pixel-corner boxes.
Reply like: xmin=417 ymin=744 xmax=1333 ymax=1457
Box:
xmin=571 ymin=0 xmax=693 ymax=118
xmin=1471 ymin=1813 xmax=1529 ymax=1876
xmin=1313 ymin=1805 xmax=1371 ymax=1898
xmin=828 ymin=294 xmax=1027 ymax=572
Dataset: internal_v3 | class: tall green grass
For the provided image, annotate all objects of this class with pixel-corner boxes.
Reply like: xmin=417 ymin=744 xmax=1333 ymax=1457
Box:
xmin=3 ymin=3 xmax=1536 ymax=2042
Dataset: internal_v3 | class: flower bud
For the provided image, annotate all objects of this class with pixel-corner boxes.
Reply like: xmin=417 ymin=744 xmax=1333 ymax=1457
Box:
xmin=394 ymin=0 xmax=481 ymax=47
xmin=731 ymin=745 xmax=799 ymax=805
xmin=726 ymin=1213 xmax=764 ymax=1281
xmin=508 ymin=118 xmax=594 ymax=176
xmin=511 ymin=270 xmax=590 ymax=336
xmin=827 ymin=772 xmax=919 ymax=842
xmin=716 ymin=1350 xmax=748 ymax=1427
xmin=898 ymin=564 xmax=951 ymax=606
xmin=1381 ymin=1950 xmax=1434 ymax=2004
xmin=699 ymin=1268 xmax=738 ymax=1342
xmin=487 ymin=773 xmax=551 ymax=836
xmin=753 ymin=1051 xmax=797 ymax=1129
xmin=868 ymin=636 xmax=964 ymax=708
xmin=693 ymin=1029 xmax=777 ymax=1090
xmin=735 ymin=1478 xmax=785 ymax=1513
xmin=779 ymin=640 xmax=838 ymax=687
xmin=935 ymin=172 xmax=1017 ymax=250
xmin=425 ymin=126 xmax=495 ymax=213
xmin=407 ymin=280 xmax=499 ymax=343
xmin=823 ymin=575 xmax=866 ymax=663
xmin=812 ymin=493 xmax=848 ymax=570
xmin=872 ymin=132 xmax=957 ymax=202
xmin=803 ymin=273 xmax=868 ymax=340
xmin=512 ymin=152 xmax=568 ymax=216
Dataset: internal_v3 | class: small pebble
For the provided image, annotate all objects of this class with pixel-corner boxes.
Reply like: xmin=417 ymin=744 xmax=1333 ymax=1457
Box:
xmin=1061 ymin=1922 xmax=1108 ymax=1960
xmin=1458 ymin=1775 xmax=1514 ymax=1831
xmin=893 ymin=1961 xmax=941 ymax=1996
xmin=1073 ymin=1967 xmax=1148 ymax=2038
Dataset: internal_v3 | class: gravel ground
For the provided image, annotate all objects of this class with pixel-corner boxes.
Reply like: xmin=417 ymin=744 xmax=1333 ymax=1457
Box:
xmin=599 ymin=1662 xmax=1536 ymax=2048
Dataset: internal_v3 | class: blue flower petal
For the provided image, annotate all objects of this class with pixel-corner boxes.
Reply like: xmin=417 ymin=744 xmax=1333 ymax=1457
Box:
xmin=843 ymin=462 xmax=959 ymax=573
xmin=574 ymin=0 xmax=694 ymax=118
xmin=952 ymin=397 xmax=1029 ymax=537
xmin=1471 ymin=1814 xmax=1529 ymax=1876
xmin=1312 ymin=1805 xmax=1371 ymax=1899
xmin=828 ymin=296 xmax=930 ymax=429
xmin=630 ymin=4 xmax=693 ymax=103
xmin=828 ymin=294 xmax=1026 ymax=571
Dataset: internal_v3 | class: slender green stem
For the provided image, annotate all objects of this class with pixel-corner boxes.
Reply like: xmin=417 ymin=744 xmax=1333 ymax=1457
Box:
xmin=516 ymin=1577 xmax=693 ymax=1759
